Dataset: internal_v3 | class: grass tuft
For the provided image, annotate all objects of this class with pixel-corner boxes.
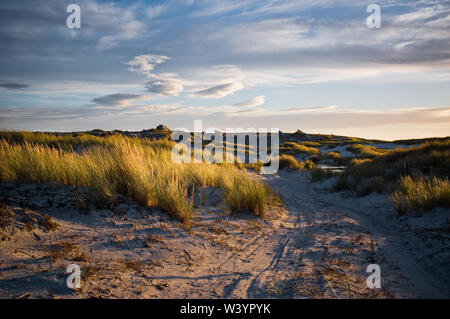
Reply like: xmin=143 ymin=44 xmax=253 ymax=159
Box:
xmin=0 ymin=205 xmax=14 ymax=228
xmin=392 ymin=176 xmax=450 ymax=215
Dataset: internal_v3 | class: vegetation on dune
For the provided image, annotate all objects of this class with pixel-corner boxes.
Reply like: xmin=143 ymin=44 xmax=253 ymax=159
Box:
xmin=310 ymin=168 xmax=336 ymax=182
xmin=314 ymin=151 xmax=347 ymax=165
xmin=0 ymin=204 xmax=14 ymax=228
xmin=331 ymin=139 xmax=450 ymax=212
xmin=278 ymin=154 xmax=316 ymax=171
xmin=323 ymin=151 xmax=341 ymax=159
xmin=334 ymin=139 xmax=450 ymax=193
xmin=280 ymin=142 xmax=320 ymax=155
xmin=392 ymin=176 xmax=450 ymax=215
xmin=298 ymin=141 xmax=322 ymax=147
xmin=0 ymin=133 xmax=280 ymax=224
xmin=222 ymin=173 xmax=281 ymax=218
xmin=0 ymin=130 xmax=175 ymax=151
xmin=278 ymin=155 xmax=302 ymax=170
xmin=346 ymin=143 xmax=389 ymax=159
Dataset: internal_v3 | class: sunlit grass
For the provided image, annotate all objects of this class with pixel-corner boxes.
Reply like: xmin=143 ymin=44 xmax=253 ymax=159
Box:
xmin=0 ymin=133 xmax=279 ymax=223
xmin=278 ymin=154 xmax=316 ymax=171
xmin=346 ymin=143 xmax=389 ymax=158
xmin=392 ymin=176 xmax=450 ymax=214
xmin=333 ymin=139 xmax=450 ymax=195
xmin=280 ymin=142 xmax=320 ymax=155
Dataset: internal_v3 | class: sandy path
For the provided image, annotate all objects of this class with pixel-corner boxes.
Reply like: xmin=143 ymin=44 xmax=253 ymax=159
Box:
xmin=263 ymin=171 xmax=449 ymax=298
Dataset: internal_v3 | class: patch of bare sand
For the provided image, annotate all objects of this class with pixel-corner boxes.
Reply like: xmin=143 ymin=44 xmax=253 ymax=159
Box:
xmin=0 ymin=182 xmax=286 ymax=298
xmin=0 ymin=173 xmax=448 ymax=299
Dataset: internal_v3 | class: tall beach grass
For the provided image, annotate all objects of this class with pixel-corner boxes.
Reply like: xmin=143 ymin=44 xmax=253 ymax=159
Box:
xmin=392 ymin=176 xmax=450 ymax=215
xmin=0 ymin=134 xmax=280 ymax=223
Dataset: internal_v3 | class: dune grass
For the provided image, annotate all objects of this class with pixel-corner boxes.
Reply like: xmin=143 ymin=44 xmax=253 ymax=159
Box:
xmin=331 ymin=139 xmax=450 ymax=212
xmin=279 ymin=155 xmax=302 ymax=170
xmin=310 ymin=168 xmax=336 ymax=182
xmin=222 ymin=173 xmax=281 ymax=218
xmin=0 ymin=133 xmax=280 ymax=224
xmin=280 ymin=142 xmax=320 ymax=155
xmin=392 ymin=176 xmax=450 ymax=215
xmin=278 ymin=154 xmax=316 ymax=171
xmin=334 ymin=139 xmax=450 ymax=195
xmin=299 ymin=141 xmax=322 ymax=147
xmin=346 ymin=143 xmax=389 ymax=159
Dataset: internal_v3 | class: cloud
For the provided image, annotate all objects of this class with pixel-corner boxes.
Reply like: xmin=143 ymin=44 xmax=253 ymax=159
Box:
xmin=126 ymin=54 xmax=170 ymax=77
xmin=93 ymin=3 xmax=147 ymax=50
xmin=189 ymin=2 xmax=450 ymax=84
xmin=146 ymin=4 xmax=168 ymax=19
xmin=92 ymin=93 xmax=149 ymax=107
xmin=145 ymin=79 xmax=184 ymax=96
xmin=0 ymin=82 xmax=28 ymax=89
xmin=195 ymin=82 xmax=244 ymax=98
xmin=234 ymin=95 xmax=265 ymax=107
xmin=217 ymin=18 xmax=309 ymax=53
xmin=127 ymin=54 xmax=185 ymax=96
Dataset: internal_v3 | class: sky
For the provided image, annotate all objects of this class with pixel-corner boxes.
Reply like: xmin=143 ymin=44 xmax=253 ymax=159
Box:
xmin=0 ymin=0 xmax=449 ymax=140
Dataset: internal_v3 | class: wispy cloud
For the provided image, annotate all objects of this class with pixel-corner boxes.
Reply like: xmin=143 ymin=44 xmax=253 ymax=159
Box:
xmin=234 ymin=95 xmax=265 ymax=107
xmin=195 ymin=82 xmax=244 ymax=98
xmin=0 ymin=82 xmax=28 ymax=90
xmin=92 ymin=93 xmax=149 ymax=107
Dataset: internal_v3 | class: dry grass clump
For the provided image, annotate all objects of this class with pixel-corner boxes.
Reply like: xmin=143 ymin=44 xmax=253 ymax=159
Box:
xmin=222 ymin=172 xmax=281 ymax=218
xmin=279 ymin=155 xmax=302 ymax=170
xmin=346 ymin=144 xmax=388 ymax=159
xmin=392 ymin=176 xmax=450 ymax=215
xmin=315 ymin=151 xmax=346 ymax=165
xmin=324 ymin=151 xmax=341 ymax=160
xmin=298 ymin=160 xmax=317 ymax=170
xmin=278 ymin=155 xmax=316 ymax=171
xmin=280 ymin=142 xmax=320 ymax=155
xmin=82 ymin=264 xmax=102 ymax=281
xmin=124 ymin=259 xmax=144 ymax=272
xmin=0 ymin=205 xmax=14 ymax=228
xmin=41 ymin=214 xmax=60 ymax=231
xmin=46 ymin=241 xmax=77 ymax=261
xmin=349 ymin=158 xmax=372 ymax=166
xmin=299 ymin=141 xmax=322 ymax=147
xmin=145 ymin=234 xmax=165 ymax=248
xmin=310 ymin=168 xmax=336 ymax=182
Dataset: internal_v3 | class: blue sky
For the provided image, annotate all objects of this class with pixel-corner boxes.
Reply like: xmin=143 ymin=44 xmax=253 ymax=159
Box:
xmin=0 ymin=0 xmax=449 ymax=140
